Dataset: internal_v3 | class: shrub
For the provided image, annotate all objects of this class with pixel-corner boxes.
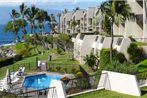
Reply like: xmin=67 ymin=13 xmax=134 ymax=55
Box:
xmin=116 ymin=52 xmax=127 ymax=63
xmin=19 ymin=48 xmax=31 ymax=57
xmin=127 ymin=43 xmax=146 ymax=64
xmin=61 ymin=76 xmax=70 ymax=84
xmin=0 ymin=57 xmax=14 ymax=67
xmin=137 ymin=71 xmax=147 ymax=79
xmin=76 ymin=72 xmax=83 ymax=78
xmin=71 ymin=68 xmax=76 ymax=74
xmin=57 ymin=48 xmax=63 ymax=54
xmin=83 ymin=52 xmax=98 ymax=70
xmin=105 ymin=60 xmax=138 ymax=75
xmin=100 ymin=49 xmax=126 ymax=68
xmin=14 ymin=54 xmax=22 ymax=61
xmin=15 ymin=42 xmax=32 ymax=57
xmin=56 ymin=66 xmax=61 ymax=72
xmin=63 ymin=68 xmax=68 ymax=73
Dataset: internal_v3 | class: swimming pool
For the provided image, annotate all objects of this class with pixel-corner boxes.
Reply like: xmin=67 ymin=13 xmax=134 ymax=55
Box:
xmin=22 ymin=74 xmax=62 ymax=89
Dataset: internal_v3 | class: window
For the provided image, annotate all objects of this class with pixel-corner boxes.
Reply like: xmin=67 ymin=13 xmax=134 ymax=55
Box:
xmin=95 ymin=36 xmax=99 ymax=41
xmin=100 ymin=37 xmax=105 ymax=43
xmin=117 ymin=38 xmax=123 ymax=46
xmin=80 ymin=34 xmax=85 ymax=40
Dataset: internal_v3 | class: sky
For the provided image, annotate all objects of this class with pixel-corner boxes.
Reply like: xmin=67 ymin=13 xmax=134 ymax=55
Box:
xmin=0 ymin=0 xmax=106 ymax=24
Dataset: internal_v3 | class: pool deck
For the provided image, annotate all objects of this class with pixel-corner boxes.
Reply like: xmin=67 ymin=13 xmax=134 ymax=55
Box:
xmin=10 ymin=72 xmax=74 ymax=97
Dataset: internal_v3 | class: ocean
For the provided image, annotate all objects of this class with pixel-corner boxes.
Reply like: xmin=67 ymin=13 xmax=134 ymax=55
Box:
xmin=0 ymin=24 xmax=51 ymax=45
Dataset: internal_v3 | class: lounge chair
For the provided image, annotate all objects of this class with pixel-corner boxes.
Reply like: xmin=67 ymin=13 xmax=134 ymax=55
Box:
xmin=11 ymin=67 xmax=25 ymax=83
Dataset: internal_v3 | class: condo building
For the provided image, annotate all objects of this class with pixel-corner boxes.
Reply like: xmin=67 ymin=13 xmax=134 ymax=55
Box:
xmin=60 ymin=0 xmax=147 ymax=64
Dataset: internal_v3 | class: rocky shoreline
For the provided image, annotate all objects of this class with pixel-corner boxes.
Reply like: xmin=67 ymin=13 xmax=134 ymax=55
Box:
xmin=0 ymin=43 xmax=16 ymax=58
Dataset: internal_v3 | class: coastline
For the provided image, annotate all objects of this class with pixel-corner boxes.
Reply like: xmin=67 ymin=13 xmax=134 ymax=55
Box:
xmin=0 ymin=42 xmax=15 ymax=47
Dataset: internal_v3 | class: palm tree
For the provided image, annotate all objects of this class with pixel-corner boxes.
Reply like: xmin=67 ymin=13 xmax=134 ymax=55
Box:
xmin=84 ymin=52 xmax=98 ymax=71
xmin=25 ymin=5 xmax=39 ymax=34
xmin=63 ymin=9 xmax=68 ymax=13
xmin=49 ymin=14 xmax=57 ymax=34
xmin=9 ymin=9 xmax=20 ymax=42
xmin=19 ymin=3 xmax=28 ymax=35
xmin=74 ymin=7 xmax=80 ymax=12
xmin=100 ymin=0 xmax=131 ymax=62
xmin=36 ymin=9 xmax=47 ymax=34
xmin=4 ymin=20 xmax=21 ymax=42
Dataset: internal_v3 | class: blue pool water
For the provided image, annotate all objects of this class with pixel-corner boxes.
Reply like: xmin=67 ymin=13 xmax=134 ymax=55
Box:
xmin=23 ymin=74 xmax=62 ymax=89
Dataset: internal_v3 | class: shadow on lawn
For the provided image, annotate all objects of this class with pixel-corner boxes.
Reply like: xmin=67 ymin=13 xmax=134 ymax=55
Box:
xmin=141 ymin=90 xmax=147 ymax=96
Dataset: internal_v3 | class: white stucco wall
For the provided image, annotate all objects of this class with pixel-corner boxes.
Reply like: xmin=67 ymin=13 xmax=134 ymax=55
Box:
xmin=118 ymin=24 xmax=125 ymax=36
xmin=114 ymin=38 xmax=131 ymax=59
xmin=125 ymin=20 xmax=143 ymax=39
xmin=127 ymin=0 xmax=143 ymax=15
xmin=98 ymin=71 xmax=141 ymax=97
xmin=49 ymin=80 xmax=66 ymax=98
xmin=80 ymin=35 xmax=97 ymax=64
xmin=73 ymin=34 xmax=81 ymax=60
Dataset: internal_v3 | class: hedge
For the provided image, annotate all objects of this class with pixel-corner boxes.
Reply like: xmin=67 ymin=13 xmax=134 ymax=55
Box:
xmin=0 ymin=57 xmax=14 ymax=68
xmin=127 ymin=43 xmax=146 ymax=64
xmin=100 ymin=49 xmax=126 ymax=69
xmin=14 ymin=54 xmax=22 ymax=61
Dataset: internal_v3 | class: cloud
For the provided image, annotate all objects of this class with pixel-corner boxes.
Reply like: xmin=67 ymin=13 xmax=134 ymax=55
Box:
xmin=0 ymin=0 xmax=105 ymax=6
xmin=74 ymin=0 xmax=98 ymax=3
xmin=0 ymin=0 xmax=75 ymax=6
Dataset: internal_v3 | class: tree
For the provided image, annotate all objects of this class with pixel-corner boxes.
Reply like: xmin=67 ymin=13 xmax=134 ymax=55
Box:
xmin=73 ymin=7 xmax=80 ymax=12
xmin=36 ymin=9 xmax=47 ymax=34
xmin=100 ymin=0 xmax=131 ymax=62
xmin=25 ymin=5 xmax=39 ymax=34
xmin=49 ymin=14 xmax=57 ymax=34
xmin=18 ymin=19 xmax=28 ymax=40
xmin=63 ymin=9 xmax=68 ymax=13
xmin=19 ymin=3 xmax=28 ymax=35
xmin=84 ymin=52 xmax=98 ymax=71
xmin=25 ymin=33 xmax=40 ymax=53
xmin=101 ymin=15 xmax=111 ymax=35
xmin=8 ymin=9 xmax=20 ymax=42
xmin=4 ymin=20 xmax=22 ymax=42
xmin=55 ymin=34 xmax=71 ymax=51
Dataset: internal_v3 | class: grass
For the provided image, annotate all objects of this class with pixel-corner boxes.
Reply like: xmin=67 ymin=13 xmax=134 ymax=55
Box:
xmin=133 ymin=42 xmax=147 ymax=46
xmin=69 ymin=90 xmax=147 ymax=98
xmin=135 ymin=59 xmax=147 ymax=73
xmin=0 ymin=48 xmax=79 ymax=79
xmin=81 ymin=64 xmax=97 ymax=75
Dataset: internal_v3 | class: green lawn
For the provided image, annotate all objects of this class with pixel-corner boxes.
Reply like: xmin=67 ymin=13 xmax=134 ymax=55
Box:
xmin=69 ymin=90 xmax=147 ymax=98
xmin=80 ymin=64 xmax=97 ymax=75
xmin=135 ymin=59 xmax=147 ymax=73
xmin=0 ymin=48 xmax=79 ymax=79
xmin=133 ymin=42 xmax=147 ymax=46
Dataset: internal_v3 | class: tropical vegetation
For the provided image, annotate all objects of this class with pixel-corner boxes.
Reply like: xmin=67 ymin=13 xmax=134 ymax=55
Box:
xmin=100 ymin=0 xmax=131 ymax=62
xmin=127 ymin=43 xmax=146 ymax=64
xmin=4 ymin=3 xmax=57 ymax=42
